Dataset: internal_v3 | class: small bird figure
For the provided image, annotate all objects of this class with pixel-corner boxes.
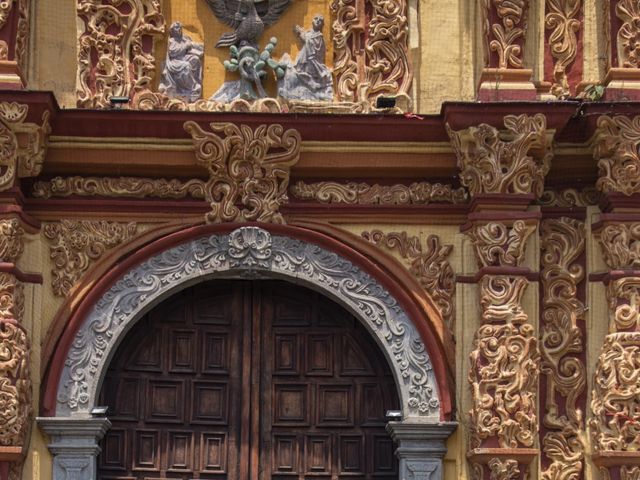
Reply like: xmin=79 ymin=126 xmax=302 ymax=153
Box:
xmin=205 ymin=0 xmax=293 ymax=48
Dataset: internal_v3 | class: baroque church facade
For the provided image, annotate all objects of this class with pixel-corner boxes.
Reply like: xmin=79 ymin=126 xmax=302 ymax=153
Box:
xmin=0 ymin=0 xmax=638 ymax=479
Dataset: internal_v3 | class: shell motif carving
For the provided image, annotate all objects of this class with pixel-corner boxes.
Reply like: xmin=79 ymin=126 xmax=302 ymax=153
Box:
xmin=447 ymin=114 xmax=553 ymax=198
xmin=184 ymin=122 xmax=301 ymax=224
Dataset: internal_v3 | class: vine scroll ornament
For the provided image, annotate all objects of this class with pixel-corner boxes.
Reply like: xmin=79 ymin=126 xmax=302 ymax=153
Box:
xmin=594 ymin=115 xmax=640 ymax=196
xmin=616 ymin=0 xmax=640 ymax=68
xmin=184 ymin=122 xmax=301 ymax=224
xmin=545 ymin=0 xmax=581 ymax=98
xmin=481 ymin=0 xmax=529 ymax=69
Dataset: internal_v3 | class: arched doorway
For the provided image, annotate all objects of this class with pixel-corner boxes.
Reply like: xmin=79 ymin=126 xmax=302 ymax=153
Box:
xmin=96 ymin=280 xmax=400 ymax=479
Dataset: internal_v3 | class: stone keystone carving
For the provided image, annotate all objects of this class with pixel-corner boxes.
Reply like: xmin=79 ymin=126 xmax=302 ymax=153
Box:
xmin=595 ymin=115 xmax=640 ymax=196
xmin=447 ymin=114 xmax=553 ymax=198
xmin=184 ymin=122 xmax=301 ymax=223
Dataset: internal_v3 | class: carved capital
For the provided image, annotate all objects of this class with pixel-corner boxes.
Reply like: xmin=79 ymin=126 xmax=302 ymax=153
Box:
xmin=596 ymin=222 xmax=640 ymax=269
xmin=468 ymin=322 xmax=540 ymax=449
xmin=590 ymin=332 xmax=640 ymax=452
xmin=488 ymin=458 xmax=520 ymax=480
xmin=595 ymin=115 xmax=640 ymax=195
xmin=362 ymin=231 xmax=455 ymax=330
xmin=184 ymin=122 xmax=301 ymax=223
xmin=447 ymin=114 xmax=553 ymax=198
xmin=43 ymin=220 xmax=139 ymax=297
xmin=0 ymin=102 xmax=50 ymax=191
xmin=481 ymin=0 xmax=530 ymax=69
xmin=467 ymin=220 xmax=536 ymax=268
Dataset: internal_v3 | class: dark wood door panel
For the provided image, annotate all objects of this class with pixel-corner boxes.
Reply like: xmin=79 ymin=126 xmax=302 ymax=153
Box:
xmin=98 ymin=281 xmax=398 ymax=480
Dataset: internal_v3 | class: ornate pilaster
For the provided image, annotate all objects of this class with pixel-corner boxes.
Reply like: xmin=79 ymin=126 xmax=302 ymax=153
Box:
xmin=477 ymin=0 xmax=536 ymax=101
xmin=0 ymin=0 xmax=29 ymax=88
xmin=590 ymin=114 xmax=640 ymax=477
xmin=448 ymin=114 xmax=553 ymax=479
xmin=603 ymin=1 xmax=640 ymax=100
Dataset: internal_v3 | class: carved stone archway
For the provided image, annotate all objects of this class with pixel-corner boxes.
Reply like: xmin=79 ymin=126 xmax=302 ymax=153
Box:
xmin=38 ymin=226 xmax=456 ymax=479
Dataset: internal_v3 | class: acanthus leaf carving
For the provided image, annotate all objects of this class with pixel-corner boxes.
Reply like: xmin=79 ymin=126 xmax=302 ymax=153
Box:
xmin=0 ymin=219 xmax=24 ymax=264
xmin=467 ymin=220 xmax=536 ymax=268
xmin=545 ymin=0 xmax=581 ymax=98
xmin=43 ymin=220 xmax=140 ymax=297
xmin=595 ymin=115 xmax=640 ymax=196
xmin=290 ymin=180 xmax=468 ymax=205
xmin=184 ymin=122 xmax=301 ymax=224
xmin=483 ymin=0 xmax=529 ymax=69
xmin=32 ymin=176 xmax=206 ymax=200
xmin=607 ymin=277 xmax=640 ymax=331
xmin=0 ymin=274 xmax=23 ymax=323
xmin=488 ymin=458 xmax=521 ymax=480
xmin=596 ymin=222 xmax=640 ymax=269
xmin=361 ymin=230 xmax=455 ymax=330
xmin=76 ymin=0 xmax=165 ymax=108
xmin=447 ymin=114 xmax=553 ymax=198
xmin=540 ymin=217 xmax=586 ymax=480
xmin=616 ymin=0 xmax=640 ymax=68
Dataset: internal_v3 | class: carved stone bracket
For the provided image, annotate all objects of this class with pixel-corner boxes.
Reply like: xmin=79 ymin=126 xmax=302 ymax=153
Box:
xmin=76 ymin=0 xmax=165 ymax=108
xmin=595 ymin=115 xmax=640 ymax=196
xmin=184 ymin=122 xmax=301 ymax=223
xmin=540 ymin=217 xmax=586 ymax=480
xmin=466 ymin=220 xmax=536 ymax=268
xmin=447 ymin=114 xmax=553 ymax=198
xmin=43 ymin=220 xmax=139 ymax=297
xmin=361 ymin=230 xmax=455 ymax=331
xmin=0 ymin=101 xmax=51 ymax=192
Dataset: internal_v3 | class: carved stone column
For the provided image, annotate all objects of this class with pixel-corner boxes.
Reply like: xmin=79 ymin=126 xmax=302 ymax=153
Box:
xmin=0 ymin=0 xmax=29 ymax=88
xmin=37 ymin=417 xmax=111 ymax=480
xmin=448 ymin=114 xmax=553 ymax=479
xmin=477 ymin=0 xmax=537 ymax=101
xmin=603 ymin=1 xmax=640 ymax=100
xmin=590 ymin=115 xmax=640 ymax=478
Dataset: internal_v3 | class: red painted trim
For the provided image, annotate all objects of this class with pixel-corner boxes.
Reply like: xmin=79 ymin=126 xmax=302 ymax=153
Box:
xmin=457 ymin=267 xmax=537 ymax=283
xmin=41 ymin=222 xmax=453 ymax=420
xmin=0 ymin=263 xmax=43 ymax=283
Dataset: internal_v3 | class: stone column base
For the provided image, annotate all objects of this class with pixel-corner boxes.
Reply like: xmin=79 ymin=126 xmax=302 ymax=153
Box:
xmin=37 ymin=416 xmax=111 ymax=480
xmin=602 ymin=68 xmax=640 ymax=101
xmin=387 ymin=421 xmax=457 ymax=480
xmin=477 ymin=69 xmax=537 ymax=101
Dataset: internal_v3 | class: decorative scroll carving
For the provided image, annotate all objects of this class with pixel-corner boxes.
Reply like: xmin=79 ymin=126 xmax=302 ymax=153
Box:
xmin=447 ymin=114 xmax=553 ymax=198
xmin=0 ymin=102 xmax=50 ymax=192
xmin=291 ymin=181 xmax=468 ymax=205
xmin=608 ymin=277 xmax=640 ymax=331
xmin=623 ymin=467 xmax=640 ymax=480
xmin=43 ymin=220 xmax=139 ymax=297
xmin=32 ymin=176 xmax=206 ymax=200
xmin=596 ymin=223 xmax=640 ymax=269
xmin=0 ymin=274 xmax=23 ymax=323
xmin=76 ymin=0 xmax=165 ymax=108
xmin=482 ymin=0 xmax=529 ymax=69
xmin=595 ymin=115 xmax=640 ymax=195
xmin=480 ymin=275 xmax=529 ymax=324
xmin=540 ymin=218 xmax=586 ymax=480
xmin=56 ymin=227 xmax=440 ymax=418
xmin=0 ymin=321 xmax=30 ymax=447
xmin=538 ymin=187 xmax=601 ymax=207
xmin=184 ymin=122 xmax=301 ymax=223
xmin=0 ymin=0 xmax=16 ymax=60
xmin=330 ymin=0 xmax=412 ymax=106
xmin=590 ymin=333 xmax=640 ymax=452
xmin=488 ymin=458 xmax=521 ymax=480
xmin=545 ymin=0 xmax=581 ymax=98
xmin=468 ymin=322 xmax=539 ymax=449
xmin=0 ymin=219 xmax=24 ymax=263
xmin=616 ymin=0 xmax=640 ymax=68
xmin=361 ymin=230 xmax=455 ymax=330
xmin=467 ymin=221 xmax=536 ymax=268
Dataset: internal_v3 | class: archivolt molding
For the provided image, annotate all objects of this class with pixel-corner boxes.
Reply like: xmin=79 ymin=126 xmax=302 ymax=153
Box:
xmin=594 ymin=115 xmax=640 ymax=196
xmin=447 ymin=114 xmax=553 ymax=198
xmin=545 ymin=0 xmax=581 ymax=98
xmin=76 ymin=0 xmax=165 ymax=108
xmin=184 ymin=122 xmax=301 ymax=223
xmin=290 ymin=181 xmax=468 ymax=205
xmin=361 ymin=230 xmax=455 ymax=331
xmin=481 ymin=0 xmax=529 ymax=69
xmin=540 ymin=217 xmax=586 ymax=480
xmin=467 ymin=220 xmax=536 ymax=268
xmin=595 ymin=222 xmax=640 ymax=269
xmin=43 ymin=220 xmax=139 ymax=297
xmin=0 ymin=102 xmax=50 ymax=192
xmin=32 ymin=176 xmax=206 ymax=200
xmin=55 ymin=226 xmax=440 ymax=419
xmin=590 ymin=333 xmax=640 ymax=452
xmin=616 ymin=0 xmax=640 ymax=68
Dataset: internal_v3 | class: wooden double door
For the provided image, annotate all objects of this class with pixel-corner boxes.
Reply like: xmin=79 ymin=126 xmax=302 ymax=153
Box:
xmin=97 ymin=281 xmax=399 ymax=480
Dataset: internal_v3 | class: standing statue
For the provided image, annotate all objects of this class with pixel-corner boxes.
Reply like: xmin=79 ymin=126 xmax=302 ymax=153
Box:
xmin=278 ymin=15 xmax=334 ymax=101
xmin=159 ymin=22 xmax=204 ymax=102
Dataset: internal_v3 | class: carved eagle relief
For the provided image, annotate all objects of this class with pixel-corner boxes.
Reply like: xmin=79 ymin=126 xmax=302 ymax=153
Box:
xmin=205 ymin=0 xmax=293 ymax=47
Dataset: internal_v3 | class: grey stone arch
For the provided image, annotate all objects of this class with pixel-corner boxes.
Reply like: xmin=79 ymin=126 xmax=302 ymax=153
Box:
xmin=38 ymin=226 xmax=457 ymax=479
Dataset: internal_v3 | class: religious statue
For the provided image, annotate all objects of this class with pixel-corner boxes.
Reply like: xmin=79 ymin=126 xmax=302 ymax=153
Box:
xmin=159 ymin=22 xmax=204 ymax=102
xmin=278 ymin=15 xmax=334 ymax=101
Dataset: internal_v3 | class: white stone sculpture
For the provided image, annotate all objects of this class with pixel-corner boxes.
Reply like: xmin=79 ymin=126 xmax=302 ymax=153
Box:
xmin=159 ymin=22 xmax=204 ymax=102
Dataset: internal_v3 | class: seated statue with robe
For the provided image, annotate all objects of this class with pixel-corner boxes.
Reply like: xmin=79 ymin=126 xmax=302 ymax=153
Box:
xmin=159 ymin=22 xmax=204 ymax=102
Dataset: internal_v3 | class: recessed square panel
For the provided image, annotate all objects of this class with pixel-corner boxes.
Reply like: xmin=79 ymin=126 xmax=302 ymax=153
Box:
xmin=145 ymin=381 xmax=184 ymax=423
xmin=304 ymin=435 xmax=331 ymax=474
xmin=169 ymin=330 xmax=196 ymax=372
xmin=193 ymin=295 xmax=232 ymax=325
xmin=192 ymin=382 xmax=228 ymax=424
xmin=272 ymin=435 xmax=299 ymax=473
xmin=359 ymin=384 xmax=385 ymax=425
xmin=317 ymin=385 xmax=354 ymax=426
xmin=274 ymin=384 xmax=309 ymax=425
xmin=339 ymin=436 xmax=364 ymax=474
xmin=167 ymin=431 xmax=194 ymax=472
xmin=112 ymin=378 xmax=139 ymax=420
xmin=370 ymin=434 xmax=397 ymax=474
xmin=202 ymin=332 xmax=229 ymax=373
xmin=200 ymin=433 xmax=227 ymax=472
xmin=127 ymin=330 xmax=162 ymax=372
xmin=306 ymin=335 xmax=333 ymax=376
xmin=132 ymin=430 xmax=160 ymax=471
xmin=100 ymin=429 xmax=127 ymax=470
xmin=274 ymin=334 xmax=299 ymax=375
